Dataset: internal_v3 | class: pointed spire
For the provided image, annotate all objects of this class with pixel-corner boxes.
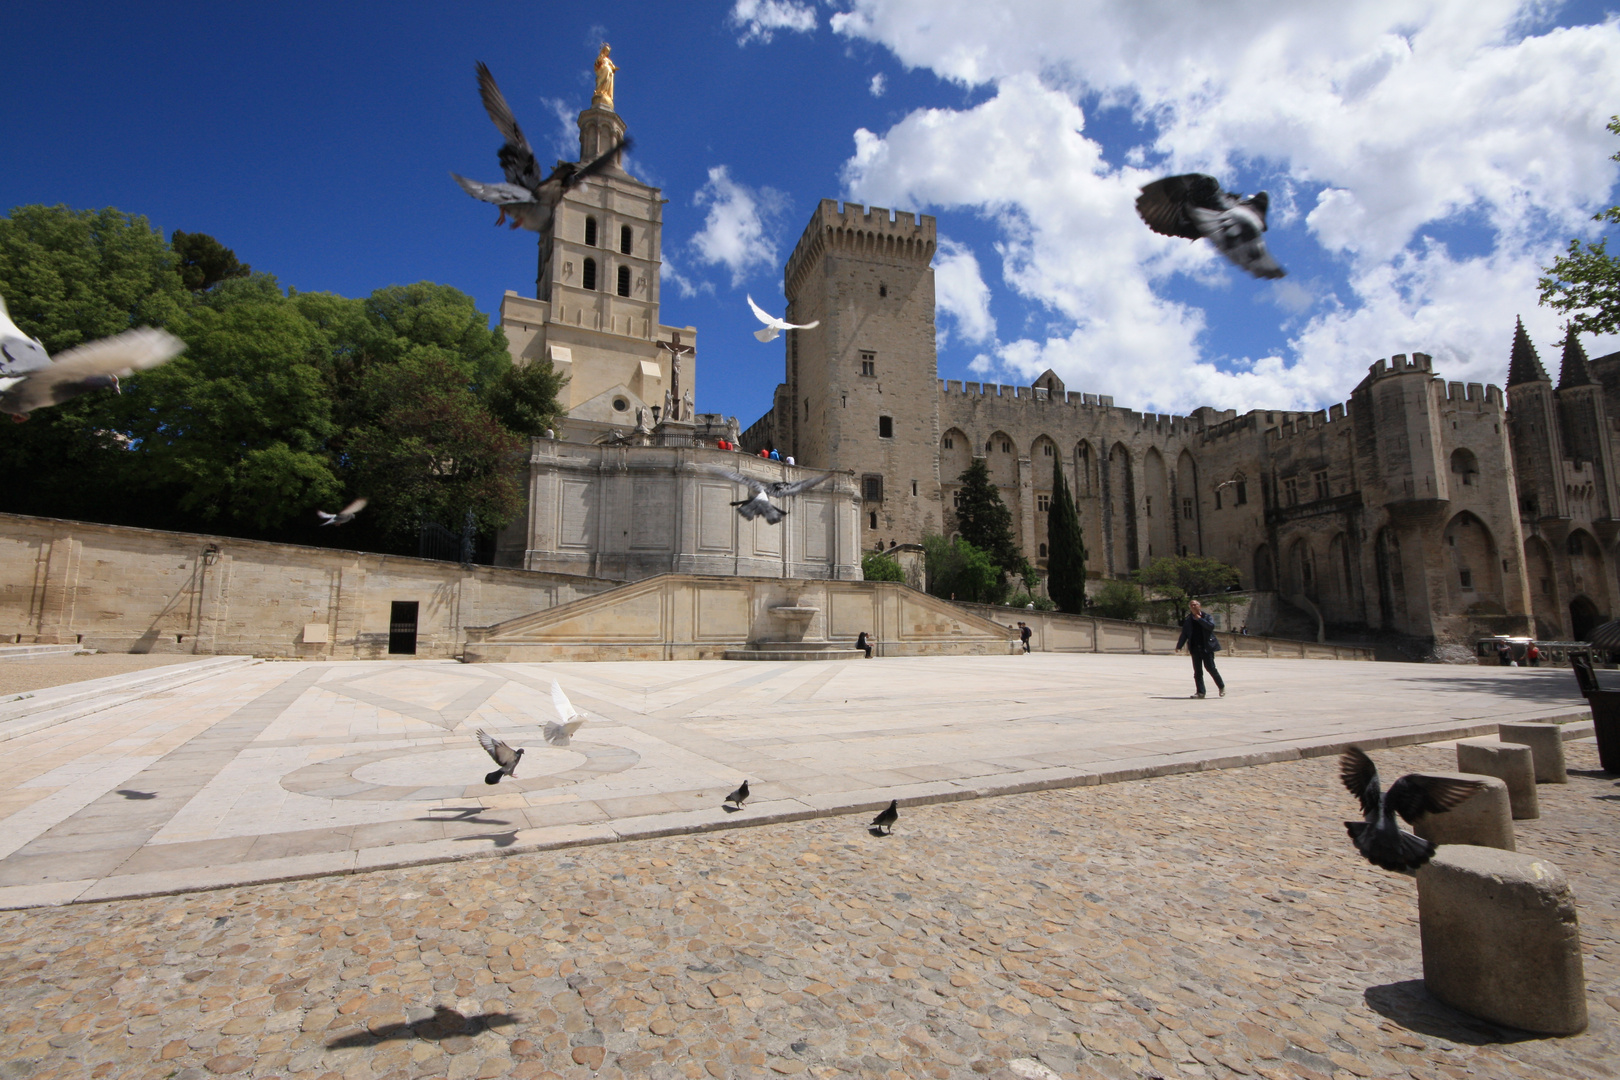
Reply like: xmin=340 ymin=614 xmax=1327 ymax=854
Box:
xmin=1507 ymin=317 xmax=1549 ymax=386
xmin=1558 ymin=325 xmax=1593 ymax=389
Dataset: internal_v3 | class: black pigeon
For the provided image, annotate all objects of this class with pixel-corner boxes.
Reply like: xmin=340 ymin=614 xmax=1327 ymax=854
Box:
xmin=452 ymin=62 xmax=632 ymax=238
xmin=1136 ymin=173 xmax=1286 ymax=279
xmin=1338 ymin=746 xmax=1484 ymax=873
xmin=476 ymin=729 xmax=525 ymax=785
xmin=723 ymin=779 xmax=750 ymax=808
xmin=698 ymin=466 xmax=831 ymax=524
xmin=871 ymin=799 xmax=898 ymax=835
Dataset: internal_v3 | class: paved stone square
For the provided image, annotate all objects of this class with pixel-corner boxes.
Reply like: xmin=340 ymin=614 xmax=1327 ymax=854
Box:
xmin=0 ymin=655 xmax=1591 ymax=910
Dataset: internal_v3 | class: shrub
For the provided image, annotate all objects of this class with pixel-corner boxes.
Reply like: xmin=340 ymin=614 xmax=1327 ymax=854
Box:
xmin=861 ymin=551 xmax=905 ymax=582
xmin=1090 ymin=579 xmax=1145 ymax=621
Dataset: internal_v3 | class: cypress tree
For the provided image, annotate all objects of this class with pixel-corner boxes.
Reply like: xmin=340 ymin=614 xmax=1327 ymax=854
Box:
xmin=953 ymin=457 xmax=1022 ymax=575
xmin=1046 ymin=456 xmax=1087 ymax=612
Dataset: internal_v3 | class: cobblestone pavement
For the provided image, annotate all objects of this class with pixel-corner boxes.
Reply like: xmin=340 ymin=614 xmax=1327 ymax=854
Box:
xmin=0 ymin=739 xmax=1614 ymax=1080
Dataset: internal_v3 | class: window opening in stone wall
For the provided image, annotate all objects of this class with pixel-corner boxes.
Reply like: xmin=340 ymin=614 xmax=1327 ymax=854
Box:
xmin=1002 ymin=440 xmax=1011 ymax=453
xmin=1236 ymin=481 xmax=1247 ymax=505
xmin=616 ymin=265 xmax=631 ymax=297
xmin=1314 ymin=471 xmax=1329 ymax=500
xmin=860 ymin=350 xmax=875 ymax=376
xmin=582 ymin=258 xmax=597 ymax=290
xmin=1284 ymin=477 xmax=1297 ymax=506
xmin=943 ymin=435 xmax=954 ymax=449
xmin=869 ymin=511 xmax=877 ymax=529
xmin=1037 ymin=494 xmax=1050 ymax=512
xmin=1182 ymin=497 xmax=1193 ymax=520
xmin=1145 ymin=496 xmax=1153 ymax=518
xmin=879 ymin=284 xmax=887 ymax=298
xmin=1043 ymin=444 xmax=1053 ymax=457
xmin=1568 ymin=533 xmax=1583 ymax=555
xmin=952 ymin=490 xmax=962 ymax=508
xmin=620 ymin=225 xmax=632 ymax=254
xmin=911 ymin=480 xmax=918 ymax=496
xmin=863 ymin=475 xmax=883 ymax=502
xmin=585 ymin=217 xmax=597 ymax=246
xmin=1039 ymin=543 xmax=1048 ymax=557
xmin=879 ymin=416 xmax=893 ymax=438
xmin=1460 ymin=568 xmax=1473 ymax=589
xmin=1215 ymin=490 xmax=1223 ymax=510
xmin=1450 ymin=448 xmax=1478 ymax=486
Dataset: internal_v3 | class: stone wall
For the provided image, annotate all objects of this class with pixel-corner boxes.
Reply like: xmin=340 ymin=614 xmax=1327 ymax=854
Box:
xmin=0 ymin=513 xmax=614 ymax=658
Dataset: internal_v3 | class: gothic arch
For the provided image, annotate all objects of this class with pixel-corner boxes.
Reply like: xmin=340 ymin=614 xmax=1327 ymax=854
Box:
xmin=1566 ymin=528 xmax=1611 ymax=625
xmin=1375 ymin=527 xmax=1407 ymax=632
xmin=1075 ymin=440 xmax=1098 ymax=496
xmin=1106 ymin=442 xmax=1138 ymax=574
xmin=986 ymin=430 xmax=1018 ymax=488
xmin=940 ymin=428 xmax=972 ymax=483
xmin=1525 ymin=536 xmax=1561 ymax=638
xmin=1142 ymin=447 xmax=1171 ymax=562
xmin=1444 ymin=511 xmax=1503 ymax=613
xmin=1572 ymin=595 xmax=1603 ymax=641
xmin=1285 ymin=536 xmax=1315 ymax=599
xmin=1327 ymin=532 xmax=1354 ymax=620
xmin=1175 ymin=450 xmax=1200 ymax=555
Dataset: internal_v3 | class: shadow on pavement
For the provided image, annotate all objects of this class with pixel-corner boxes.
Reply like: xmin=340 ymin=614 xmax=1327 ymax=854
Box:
xmin=326 ymin=1006 xmax=519 ymax=1048
xmin=1392 ymin=671 xmax=1585 ymax=705
xmin=1363 ymin=980 xmax=1541 ymax=1044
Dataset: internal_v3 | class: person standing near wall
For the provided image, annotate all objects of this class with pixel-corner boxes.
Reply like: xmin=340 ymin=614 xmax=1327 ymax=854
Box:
xmin=1175 ymin=598 xmax=1226 ymax=699
xmin=1017 ymin=622 xmax=1032 ymax=653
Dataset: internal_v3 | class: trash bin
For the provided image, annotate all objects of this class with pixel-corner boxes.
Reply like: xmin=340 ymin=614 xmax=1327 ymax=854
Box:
xmin=1570 ymin=651 xmax=1620 ymax=772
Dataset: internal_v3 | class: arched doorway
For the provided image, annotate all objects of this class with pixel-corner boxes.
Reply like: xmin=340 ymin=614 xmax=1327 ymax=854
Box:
xmin=1571 ymin=596 xmax=1602 ymax=641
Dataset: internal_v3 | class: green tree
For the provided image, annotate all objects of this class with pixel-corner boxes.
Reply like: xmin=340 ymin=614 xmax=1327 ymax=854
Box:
xmin=861 ymin=551 xmax=905 ymax=582
xmin=952 ymin=457 xmax=1025 ymax=577
xmin=1539 ymin=116 xmax=1620 ymax=336
xmin=1131 ymin=554 xmax=1242 ymax=616
xmin=171 ymin=230 xmax=251 ymax=293
xmin=921 ymin=534 xmax=1006 ymax=604
xmin=486 ymin=358 xmax=567 ymax=437
xmin=1090 ymin=579 xmax=1145 ymax=621
xmin=1045 ymin=457 xmax=1088 ymax=613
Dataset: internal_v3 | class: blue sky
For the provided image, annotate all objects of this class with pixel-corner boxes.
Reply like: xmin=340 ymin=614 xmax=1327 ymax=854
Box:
xmin=5 ymin=1 xmax=1620 ymax=424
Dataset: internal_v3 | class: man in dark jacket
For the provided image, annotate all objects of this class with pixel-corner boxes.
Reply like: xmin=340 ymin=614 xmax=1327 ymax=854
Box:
xmin=1175 ymin=598 xmax=1226 ymax=698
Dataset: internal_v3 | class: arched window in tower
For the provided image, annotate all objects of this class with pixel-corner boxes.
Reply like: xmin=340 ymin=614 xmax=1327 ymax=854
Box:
xmin=582 ymin=258 xmax=597 ymax=291
xmin=584 ymin=217 xmax=597 ymax=246
xmin=617 ymin=265 xmax=631 ymax=297
xmin=620 ymin=225 xmax=632 ymax=254
xmin=1450 ymin=448 xmax=1478 ymax=486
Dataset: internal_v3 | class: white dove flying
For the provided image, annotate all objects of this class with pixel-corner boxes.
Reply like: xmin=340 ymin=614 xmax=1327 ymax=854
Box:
xmin=316 ymin=499 xmax=367 ymax=526
xmin=546 ymin=680 xmax=589 ymax=746
xmin=746 ymin=295 xmax=819 ymax=343
xmin=0 ymin=294 xmax=184 ymax=420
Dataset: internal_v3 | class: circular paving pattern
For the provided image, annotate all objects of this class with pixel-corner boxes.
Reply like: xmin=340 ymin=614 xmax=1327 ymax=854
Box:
xmin=280 ymin=731 xmax=640 ymax=802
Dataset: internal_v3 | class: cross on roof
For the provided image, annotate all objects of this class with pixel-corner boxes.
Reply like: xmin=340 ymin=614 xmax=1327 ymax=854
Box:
xmin=655 ymin=331 xmax=694 ymax=357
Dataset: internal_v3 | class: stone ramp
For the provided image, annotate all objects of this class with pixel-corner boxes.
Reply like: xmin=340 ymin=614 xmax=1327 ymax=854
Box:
xmin=462 ymin=573 xmax=1019 ymax=662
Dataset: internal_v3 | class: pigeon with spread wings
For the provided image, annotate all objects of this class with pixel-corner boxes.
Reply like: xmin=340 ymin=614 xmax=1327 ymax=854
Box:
xmin=546 ymin=680 xmax=589 ymax=746
xmin=452 ymin=62 xmax=632 ymax=236
xmin=1339 ymin=745 xmax=1484 ymax=873
xmin=1 ymin=294 xmax=184 ymax=421
xmin=698 ymin=465 xmax=830 ymax=524
xmin=746 ymin=295 xmax=820 ymax=343
xmin=1136 ymin=172 xmax=1286 ymax=280
xmin=476 ymin=729 xmax=525 ymax=785
xmin=316 ymin=499 xmax=367 ymax=526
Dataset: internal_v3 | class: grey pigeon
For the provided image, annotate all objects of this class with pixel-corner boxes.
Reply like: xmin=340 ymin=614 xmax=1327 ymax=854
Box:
xmin=871 ymin=799 xmax=898 ymax=834
xmin=452 ymin=62 xmax=631 ymax=238
xmin=546 ymin=680 xmax=588 ymax=746
xmin=1135 ymin=173 xmax=1286 ymax=279
xmin=0 ymin=294 xmax=183 ymax=420
xmin=1339 ymin=746 xmax=1483 ymax=873
xmin=723 ymin=779 xmax=750 ymax=808
xmin=476 ymin=729 xmax=525 ymax=785
xmin=698 ymin=466 xmax=830 ymax=524
xmin=316 ymin=499 xmax=367 ymax=526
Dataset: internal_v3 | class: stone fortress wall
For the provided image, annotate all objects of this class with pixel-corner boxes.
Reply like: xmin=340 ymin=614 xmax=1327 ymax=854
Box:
xmin=745 ymin=198 xmax=1620 ymax=649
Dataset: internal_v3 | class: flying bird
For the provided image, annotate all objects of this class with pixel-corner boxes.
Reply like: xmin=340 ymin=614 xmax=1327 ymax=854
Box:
xmin=1338 ymin=746 xmax=1484 ymax=873
xmin=745 ymin=296 xmax=820 ymax=343
xmin=0 ymin=294 xmax=184 ymax=421
xmin=1135 ymin=173 xmax=1286 ymax=280
xmin=697 ymin=466 xmax=831 ymax=524
xmin=452 ymin=62 xmax=631 ymax=237
xmin=476 ymin=729 xmax=525 ymax=785
xmin=870 ymin=799 xmax=898 ymax=835
xmin=723 ymin=780 xmax=750 ymax=809
xmin=316 ymin=499 xmax=367 ymax=526
xmin=546 ymin=680 xmax=589 ymax=746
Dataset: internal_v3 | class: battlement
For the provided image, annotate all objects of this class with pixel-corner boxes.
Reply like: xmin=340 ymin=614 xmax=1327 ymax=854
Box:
xmin=785 ymin=199 xmax=938 ymax=294
xmin=1436 ymin=379 xmax=1505 ymax=410
xmin=940 ymin=379 xmax=1115 ymax=408
xmin=1266 ymin=402 xmax=1354 ymax=444
xmin=1365 ymin=352 xmax=1434 ymax=381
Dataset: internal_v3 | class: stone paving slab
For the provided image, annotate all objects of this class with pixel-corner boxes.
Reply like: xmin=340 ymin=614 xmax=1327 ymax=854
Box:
xmin=0 ymin=654 xmax=1593 ymax=910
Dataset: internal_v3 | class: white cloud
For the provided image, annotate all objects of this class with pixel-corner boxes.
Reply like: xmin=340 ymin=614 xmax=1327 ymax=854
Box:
xmin=690 ymin=165 xmax=789 ymax=286
xmin=934 ymin=238 xmax=996 ymax=345
xmin=660 ymin=253 xmax=710 ymax=299
xmin=830 ymin=0 xmax=1620 ymax=412
xmin=869 ymin=72 xmax=887 ymax=97
xmin=729 ymin=0 xmax=817 ymax=44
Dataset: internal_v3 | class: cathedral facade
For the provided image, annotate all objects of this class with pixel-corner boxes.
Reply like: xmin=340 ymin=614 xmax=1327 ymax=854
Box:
xmin=740 ymin=199 xmax=1620 ymax=648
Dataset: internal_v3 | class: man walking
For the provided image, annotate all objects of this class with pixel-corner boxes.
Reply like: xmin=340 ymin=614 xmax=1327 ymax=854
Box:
xmin=1017 ymin=622 xmax=1032 ymax=653
xmin=1175 ymin=598 xmax=1226 ymax=698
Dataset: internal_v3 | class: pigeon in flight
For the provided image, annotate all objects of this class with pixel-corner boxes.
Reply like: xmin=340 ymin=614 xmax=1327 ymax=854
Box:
xmin=452 ymin=62 xmax=631 ymax=237
xmin=1338 ymin=746 xmax=1484 ymax=873
xmin=870 ymin=799 xmax=898 ymax=835
xmin=0 ymin=294 xmax=184 ymax=421
xmin=698 ymin=466 xmax=831 ymax=524
xmin=546 ymin=680 xmax=589 ymax=746
xmin=316 ymin=499 xmax=367 ymax=526
xmin=1135 ymin=173 xmax=1286 ymax=279
xmin=746 ymin=295 xmax=820 ymax=343
xmin=723 ymin=780 xmax=750 ymax=809
xmin=476 ymin=729 xmax=525 ymax=785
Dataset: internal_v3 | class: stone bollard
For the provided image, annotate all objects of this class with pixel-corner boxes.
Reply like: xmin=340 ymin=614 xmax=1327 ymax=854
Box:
xmin=1410 ymin=772 xmax=1514 ymax=851
xmin=1496 ymin=722 xmax=1568 ymax=783
xmin=1456 ymin=739 xmax=1538 ymax=819
xmin=1417 ymin=846 xmax=1587 ymax=1035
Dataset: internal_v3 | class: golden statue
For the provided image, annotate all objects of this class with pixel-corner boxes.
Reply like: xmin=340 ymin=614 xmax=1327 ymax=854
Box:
xmin=592 ymin=43 xmax=617 ymax=110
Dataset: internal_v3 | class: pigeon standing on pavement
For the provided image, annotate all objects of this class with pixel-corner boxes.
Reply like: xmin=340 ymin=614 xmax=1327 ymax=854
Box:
xmin=1135 ymin=173 xmax=1286 ymax=279
xmin=745 ymin=295 xmax=820 ymax=343
xmin=0 ymin=293 xmax=184 ymax=420
xmin=546 ymin=680 xmax=589 ymax=746
xmin=723 ymin=780 xmax=750 ymax=809
xmin=697 ymin=466 xmax=831 ymax=524
xmin=870 ymin=799 xmax=898 ymax=835
xmin=316 ymin=499 xmax=367 ymax=526
xmin=452 ymin=63 xmax=631 ymax=239
xmin=476 ymin=729 xmax=525 ymax=785
xmin=1338 ymin=746 xmax=1484 ymax=873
